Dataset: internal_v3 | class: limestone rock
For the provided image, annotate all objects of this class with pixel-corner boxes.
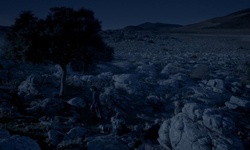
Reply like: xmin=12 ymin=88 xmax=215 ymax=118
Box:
xmin=0 ymin=135 xmax=41 ymax=150
xmin=67 ymin=97 xmax=86 ymax=109
xmin=47 ymin=130 xmax=65 ymax=146
xmin=158 ymin=103 xmax=244 ymax=150
xmin=225 ymin=96 xmax=250 ymax=112
xmin=190 ymin=64 xmax=209 ymax=80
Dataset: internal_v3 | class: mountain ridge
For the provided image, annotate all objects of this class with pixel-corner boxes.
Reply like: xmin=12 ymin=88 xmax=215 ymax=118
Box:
xmin=183 ymin=8 xmax=250 ymax=30
xmin=121 ymin=8 xmax=250 ymax=32
xmin=124 ymin=22 xmax=183 ymax=31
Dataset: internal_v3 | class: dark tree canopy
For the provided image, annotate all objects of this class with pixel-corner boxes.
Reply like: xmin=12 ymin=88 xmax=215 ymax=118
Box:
xmin=5 ymin=7 xmax=114 ymax=97
xmin=6 ymin=7 xmax=113 ymax=67
xmin=5 ymin=11 xmax=48 ymax=63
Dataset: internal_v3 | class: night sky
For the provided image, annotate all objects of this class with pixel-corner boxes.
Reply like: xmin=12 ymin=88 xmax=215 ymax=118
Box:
xmin=0 ymin=0 xmax=250 ymax=30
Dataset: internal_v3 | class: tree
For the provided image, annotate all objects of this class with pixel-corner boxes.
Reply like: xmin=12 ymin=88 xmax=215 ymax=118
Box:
xmin=5 ymin=7 xmax=113 ymax=97
xmin=5 ymin=11 xmax=48 ymax=63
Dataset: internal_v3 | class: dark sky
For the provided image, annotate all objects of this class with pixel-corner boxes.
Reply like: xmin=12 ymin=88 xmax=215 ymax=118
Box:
xmin=0 ymin=0 xmax=250 ymax=29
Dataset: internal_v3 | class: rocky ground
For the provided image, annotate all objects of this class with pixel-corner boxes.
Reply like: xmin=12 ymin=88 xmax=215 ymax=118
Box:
xmin=0 ymin=29 xmax=250 ymax=149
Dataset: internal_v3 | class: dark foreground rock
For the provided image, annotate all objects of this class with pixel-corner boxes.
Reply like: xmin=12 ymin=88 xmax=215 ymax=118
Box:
xmin=0 ymin=135 xmax=41 ymax=150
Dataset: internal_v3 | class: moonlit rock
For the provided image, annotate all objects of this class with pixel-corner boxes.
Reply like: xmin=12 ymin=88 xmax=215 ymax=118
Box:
xmin=67 ymin=97 xmax=86 ymax=108
xmin=158 ymin=103 xmax=244 ymax=150
xmin=0 ymin=135 xmax=41 ymax=150
xmin=47 ymin=130 xmax=64 ymax=146
xmin=189 ymin=64 xmax=209 ymax=80
xmin=225 ymin=96 xmax=250 ymax=112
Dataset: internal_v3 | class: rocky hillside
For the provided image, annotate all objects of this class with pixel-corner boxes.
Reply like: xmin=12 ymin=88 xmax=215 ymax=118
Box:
xmin=183 ymin=8 xmax=250 ymax=30
xmin=0 ymin=27 xmax=249 ymax=149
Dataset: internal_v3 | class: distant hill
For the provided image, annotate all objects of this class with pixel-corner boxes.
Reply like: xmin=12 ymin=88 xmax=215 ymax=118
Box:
xmin=124 ymin=22 xmax=183 ymax=31
xmin=120 ymin=8 xmax=250 ymax=33
xmin=184 ymin=8 xmax=250 ymax=30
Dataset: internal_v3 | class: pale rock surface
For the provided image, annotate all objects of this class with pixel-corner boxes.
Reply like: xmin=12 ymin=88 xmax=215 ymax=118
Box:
xmin=225 ymin=96 xmax=250 ymax=112
xmin=112 ymin=74 xmax=143 ymax=95
xmin=158 ymin=103 xmax=244 ymax=150
xmin=67 ymin=97 xmax=86 ymax=109
xmin=18 ymin=74 xmax=59 ymax=97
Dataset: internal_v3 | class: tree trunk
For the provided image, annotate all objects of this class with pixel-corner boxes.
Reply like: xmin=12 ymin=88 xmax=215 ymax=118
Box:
xmin=59 ymin=64 xmax=67 ymax=98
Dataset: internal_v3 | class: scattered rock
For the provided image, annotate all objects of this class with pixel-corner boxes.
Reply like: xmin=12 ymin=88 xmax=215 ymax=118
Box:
xmin=189 ymin=64 xmax=209 ymax=80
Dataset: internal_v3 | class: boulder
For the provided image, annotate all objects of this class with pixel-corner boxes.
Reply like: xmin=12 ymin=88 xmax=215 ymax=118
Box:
xmin=189 ymin=64 xmax=209 ymax=80
xmin=0 ymin=135 xmax=41 ymax=150
xmin=97 ymin=72 xmax=113 ymax=81
xmin=181 ymin=103 xmax=204 ymax=121
xmin=187 ymin=86 xmax=227 ymax=105
xmin=224 ymin=77 xmax=243 ymax=95
xmin=47 ymin=130 xmax=65 ymax=146
xmin=18 ymin=74 xmax=59 ymax=98
xmin=27 ymin=98 xmax=65 ymax=116
xmin=206 ymin=79 xmax=225 ymax=93
xmin=158 ymin=103 xmax=244 ymax=150
xmin=67 ymin=97 xmax=86 ymax=109
xmin=136 ymin=63 xmax=156 ymax=77
xmin=225 ymin=96 xmax=250 ymax=112
xmin=161 ymin=63 xmax=180 ymax=76
xmin=112 ymin=74 xmax=144 ymax=95
xmin=64 ymin=126 xmax=88 ymax=140
xmin=158 ymin=120 xmax=171 ymax=150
